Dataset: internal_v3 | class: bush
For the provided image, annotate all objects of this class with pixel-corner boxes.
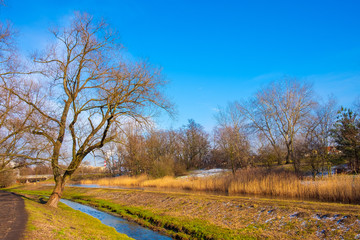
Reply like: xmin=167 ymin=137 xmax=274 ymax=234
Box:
xmin=149 ymin=156 xmax=175 ymax=178
xmin=0 ymin=170 xmax=16 ymax=188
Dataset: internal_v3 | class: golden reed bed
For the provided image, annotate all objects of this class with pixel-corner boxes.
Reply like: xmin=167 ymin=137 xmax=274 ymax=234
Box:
xmin=80 ymin=169 xmax=360 ymax=204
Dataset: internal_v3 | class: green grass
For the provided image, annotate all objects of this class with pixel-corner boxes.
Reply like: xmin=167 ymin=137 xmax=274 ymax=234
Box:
xmin=3 ymin=188 xmax=132 ymax=240
xmin=71 ymin=197 xmax=257 ymax=240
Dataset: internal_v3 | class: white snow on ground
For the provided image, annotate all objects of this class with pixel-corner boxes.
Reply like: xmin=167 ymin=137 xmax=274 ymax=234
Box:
xmin=179 ymin=168 xmax=230 ymax=178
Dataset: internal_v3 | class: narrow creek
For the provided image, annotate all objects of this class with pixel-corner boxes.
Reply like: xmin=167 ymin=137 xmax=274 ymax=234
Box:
xmin=60 ymin=199 xmax=172 ymax=240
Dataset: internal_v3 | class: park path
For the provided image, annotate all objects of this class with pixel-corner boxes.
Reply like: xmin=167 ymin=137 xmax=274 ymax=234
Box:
xmin=0 ymin=191 xmax=27 ymax=240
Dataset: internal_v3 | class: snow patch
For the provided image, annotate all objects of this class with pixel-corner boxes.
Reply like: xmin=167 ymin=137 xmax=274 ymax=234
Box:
xmin=180 ymin=169 xmax=231 ymax=178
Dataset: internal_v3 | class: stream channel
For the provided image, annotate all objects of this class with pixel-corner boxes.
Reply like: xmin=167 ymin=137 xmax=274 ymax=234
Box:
xmin=60 ymin=199 xmax=172 ymax=240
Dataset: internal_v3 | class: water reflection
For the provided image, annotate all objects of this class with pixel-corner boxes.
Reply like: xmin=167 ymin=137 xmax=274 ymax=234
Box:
xmin=60 ymin=199 xmax=172 ymax=240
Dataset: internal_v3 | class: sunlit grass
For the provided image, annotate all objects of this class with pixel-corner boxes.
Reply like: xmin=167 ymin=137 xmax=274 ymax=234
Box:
xmin=22 ymin=195 xmax=132 ymax=240
xmin=81 ymin=174 xmax=148 ymax=187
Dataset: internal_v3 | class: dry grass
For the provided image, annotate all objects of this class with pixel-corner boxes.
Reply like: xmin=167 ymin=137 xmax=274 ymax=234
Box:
xmin=13 ymin=185 xmax=360 ymax=240
xmin=80 ymin=169 xmax=360 ymax=204
xmin=227 ymin=170 xmax=360 ymax=203
xmin=81 ymin=174 xmax=148 ymax=187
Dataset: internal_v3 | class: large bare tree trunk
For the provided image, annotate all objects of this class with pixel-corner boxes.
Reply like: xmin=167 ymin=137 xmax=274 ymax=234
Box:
xmin=47 ymin=176 xmax=67 ymax=207
xmin=285 ymin=142 xmax=291 ymax=164
xmin=273 ymin=145 xmax=282 ymax=165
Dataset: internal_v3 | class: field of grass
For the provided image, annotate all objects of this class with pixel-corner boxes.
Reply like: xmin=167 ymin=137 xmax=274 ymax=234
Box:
xmin=6 ymin=186 xmax=255 ymax=240
xmin=6 ymin=188 xmax=132 ymax=240
xmin=6 ymin=184 xmax=360 ymax=240
xmin=79 ymin=168 xmax=360 ymax=204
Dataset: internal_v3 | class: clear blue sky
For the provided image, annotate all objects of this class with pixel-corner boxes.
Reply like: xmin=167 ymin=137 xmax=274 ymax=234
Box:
xmin=2 ymin=0 xmax=360 ymax=131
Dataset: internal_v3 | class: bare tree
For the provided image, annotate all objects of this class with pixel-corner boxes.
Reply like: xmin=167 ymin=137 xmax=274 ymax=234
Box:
xmin=215 ymin=104 xmax=251 ymax=174
xmin=303 ymin=97 xmax=337 ymax=176
xmin=214 ymin=126 xmax=251 ymax=174
xmin=8 ymin=13 xmax=171 ymax=207
xmin=121 ymin=123 xmax=148 ymax=175
xmin=235 ymin=79 xmax=315 ymax=171
xmin=116 ymin=124 xmax=185 ymax=177
xmin=144 ymin=129 xmax=176 ymax=177
xmin=0 ymin=7 xmax=50 ymax=173
xmin=164 ymin=129 xmax=186 ymax=175
xmin=234 ymin=96 xmax=283 ymax=165
xmin=179 ymin=119 xmax=210 ymax=170
xmin=0 ymin=81 xmax=50 ymax=173
xmin=0 ymin=21 xmax=17 ymax=75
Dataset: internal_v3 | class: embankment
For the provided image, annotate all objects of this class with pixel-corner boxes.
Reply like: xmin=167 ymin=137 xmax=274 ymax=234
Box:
xmin=8 ymin=184 xmax=360 ymax=239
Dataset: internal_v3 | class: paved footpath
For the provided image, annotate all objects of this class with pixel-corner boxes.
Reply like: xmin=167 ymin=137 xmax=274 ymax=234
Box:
xmin=0 ymin=191 xmax=27 ymax=240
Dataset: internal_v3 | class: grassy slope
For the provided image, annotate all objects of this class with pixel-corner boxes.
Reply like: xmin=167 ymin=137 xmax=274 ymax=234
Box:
xmin=6 ymin=190 xmax=132 ymax=240
xmin=6 ymin=184 xmax=360 ymax=240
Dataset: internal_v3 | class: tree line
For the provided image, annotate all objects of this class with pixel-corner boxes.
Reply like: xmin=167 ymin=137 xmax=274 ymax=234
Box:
xmin=100 ymin=83 xmax=359 ymax=179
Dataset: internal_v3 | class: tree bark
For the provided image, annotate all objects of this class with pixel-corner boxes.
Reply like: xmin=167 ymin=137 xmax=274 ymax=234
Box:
xmin=285 ymin=142 xmax=291 ymax=164
xmin=274 ymin=146 xmax=282 ymax=165
xmin=47 ymin=176 xmax=67 ymax=208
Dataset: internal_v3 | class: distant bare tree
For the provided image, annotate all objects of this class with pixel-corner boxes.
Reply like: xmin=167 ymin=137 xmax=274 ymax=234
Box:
xmin=121 ymin=123 xmax=148 ymax=175
xmin=303 ymin=97 xmax=337 ymax=176
xmin=116 ymin=125 xmax=185 ymax=177
xmin=214 ymin=126 xmax=251 ymax=174
xmin=179 ymin=119 xmax=210 ymax=170
xmin=165 ymin=129 xmax=186 ymax=175
xmin=255 ymin=133 xmax=280 ymax=168
xmin=235 ymin=79 xmax=316 ymax=172
xmin=233 ymin=96 xmax=283 ymax=165
xmin=144 ymin=129 xmax=177 ymax=177
xmin=215 ymin=104 xmax=251 ymax=174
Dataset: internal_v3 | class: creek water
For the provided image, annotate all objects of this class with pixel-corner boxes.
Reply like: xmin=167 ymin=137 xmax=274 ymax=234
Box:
xmin=60 ymin=199 xmax=172 ymax=240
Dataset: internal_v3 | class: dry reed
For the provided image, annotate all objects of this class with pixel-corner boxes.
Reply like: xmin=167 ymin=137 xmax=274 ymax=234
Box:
xmin=79 ymin=169 xmax=360 ymax=204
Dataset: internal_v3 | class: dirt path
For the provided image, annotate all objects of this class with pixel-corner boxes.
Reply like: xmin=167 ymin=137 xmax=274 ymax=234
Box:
xmin=0 ymin=191 xmax=27 ymax=240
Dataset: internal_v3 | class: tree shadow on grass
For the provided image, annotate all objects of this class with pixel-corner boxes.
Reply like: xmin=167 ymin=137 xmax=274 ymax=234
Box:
xmin=13 ymin=192 xmax=49 ymax=205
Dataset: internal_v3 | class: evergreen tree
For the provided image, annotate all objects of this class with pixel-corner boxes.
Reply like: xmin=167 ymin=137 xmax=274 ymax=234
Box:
xmin=331 ymin=108 xmax=360 ymax=173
